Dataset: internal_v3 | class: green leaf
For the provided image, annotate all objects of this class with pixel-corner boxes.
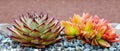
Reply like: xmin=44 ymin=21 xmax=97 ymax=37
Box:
xmin=97 ymin=39 xmax=110 ymax=48
xmin=30 ymin=21 xmax=38 ymax=29
xmin=41 ymin=38 xmax=60 ymax=45
xmin=95 ymin=33 xmax=102 ymax=40
xmin=29 ymin=29 xmax=40 ymax=37
xmin=66 ymin=26 xmax=77 ymax=36
xmin=87 ymin=30 xmax=93 ymax=38
xmin=84 ymin=19 xmax=92 ymax=31
xmin=41 ymin=32 xmax=51 ymax=40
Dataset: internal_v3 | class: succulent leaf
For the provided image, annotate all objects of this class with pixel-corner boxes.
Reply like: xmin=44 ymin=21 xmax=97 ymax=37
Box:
xmin=95 ymin=33 xmax=102 ymax=40
xmin=70 ymin=14 xmax=81 ymax=24
xmin=97 ymin=39 xmax=110 ymax=48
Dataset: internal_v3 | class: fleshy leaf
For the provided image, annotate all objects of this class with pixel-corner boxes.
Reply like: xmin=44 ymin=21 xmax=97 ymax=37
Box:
xmin=97 ymin=39 xmax=110 ymax=48
xmin=70 ymin=14 xmax=80 ymax=24
xmin=95 ymin=33 xmax=102 ymax=40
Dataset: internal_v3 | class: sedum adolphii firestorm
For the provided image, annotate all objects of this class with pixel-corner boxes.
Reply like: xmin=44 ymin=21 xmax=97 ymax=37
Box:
xmin=61 ymin=13 xmax=120 ymax=48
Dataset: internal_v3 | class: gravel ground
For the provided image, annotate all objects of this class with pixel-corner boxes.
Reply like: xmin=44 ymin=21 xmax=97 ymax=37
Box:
xmin=0 ymin=23 xmax=120 ymax=51
xmin=0 ymin=0 xmax=120 ymax=23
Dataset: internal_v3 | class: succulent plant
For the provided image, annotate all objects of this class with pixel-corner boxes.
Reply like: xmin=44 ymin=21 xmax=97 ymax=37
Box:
xmin=7 ymin=12 xmax=63 ymax=48
xmin=61 ymin=13 xmax=120 ymax=48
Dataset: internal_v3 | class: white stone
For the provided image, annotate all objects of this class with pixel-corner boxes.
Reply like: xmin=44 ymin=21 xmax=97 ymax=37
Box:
xmin=34 ymin=49 xmax=39 ymax=51
xmin=115 ymin=24 xmax=120 ymax=29
xmin=1 ymin=38 xmax=8 ymax=43
xmin=0 ymin=24 xmax=13 ymax=35
xmin=109 ymin=23 xmax=119 ymax=28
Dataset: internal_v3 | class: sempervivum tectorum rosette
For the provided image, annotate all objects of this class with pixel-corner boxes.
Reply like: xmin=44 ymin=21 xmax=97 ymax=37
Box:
xmin=61 ymin=13 xmax=120 ymax=48
xmin=7 ymin=12 xmax=63 ymax=48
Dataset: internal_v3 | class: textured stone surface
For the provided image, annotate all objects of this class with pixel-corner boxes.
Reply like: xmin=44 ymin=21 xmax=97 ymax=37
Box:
xmin=0 ymin=23 xmax=120 ymax=51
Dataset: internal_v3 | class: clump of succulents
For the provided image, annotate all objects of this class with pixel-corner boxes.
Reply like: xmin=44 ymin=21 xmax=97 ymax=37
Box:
xmin=61 ymin=13 xmax=120 ymax=48
xmin=7 ymin=12 xmax=63 ymax=48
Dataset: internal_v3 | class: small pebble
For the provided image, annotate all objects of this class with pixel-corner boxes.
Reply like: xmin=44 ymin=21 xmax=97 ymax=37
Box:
xmin=84 ymin=43 xmax=90 ymax=48
xmin=115 ymin=24 xmax=120 ymax=29
xmin=84 ymin=48 xmax=90 ymax=51
xmin=109 ymin=47 xmax=116 ymax=51
xmin=103 ymin=48 xmax=109 ymax=51
xmin=91 ymin=49 xmax=97 ymax=51
xmin=34 ymin=49 xmax=39 ymax=51
xmin=97 ymin=49 xmax=103 ymax=51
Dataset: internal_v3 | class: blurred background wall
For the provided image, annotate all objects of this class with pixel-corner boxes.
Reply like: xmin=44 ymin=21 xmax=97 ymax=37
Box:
xmin=0 ymin=0 xmax=120 ymax=23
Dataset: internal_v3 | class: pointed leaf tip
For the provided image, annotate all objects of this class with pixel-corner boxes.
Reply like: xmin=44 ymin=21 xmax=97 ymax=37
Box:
xmin=98 ymin=39 xmax=110 ymax=48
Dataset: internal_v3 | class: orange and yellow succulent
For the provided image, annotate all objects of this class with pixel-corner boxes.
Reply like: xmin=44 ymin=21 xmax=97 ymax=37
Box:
xmin=61 ymin=13 xmax=119 ymax=47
